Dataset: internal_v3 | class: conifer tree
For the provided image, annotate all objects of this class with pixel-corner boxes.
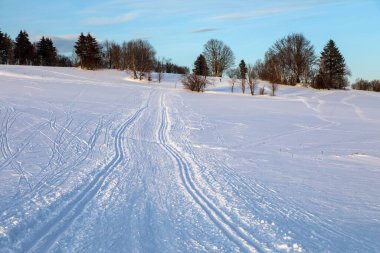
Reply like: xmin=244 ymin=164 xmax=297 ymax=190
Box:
xmin=74 ymin=33 xmax=101 ymax=70
xmin=74 ymin=33 xmax=87 ymax=68
xmin=0 ymin=30 xmax=14 ymax=64
xmin=36 ymin=36 xmax=57 ymax=66
xmin=316 ymin=40 xmax=349 ymax=89
xmin=193 ymin=54 xmax=208 ymax=77
xmin=239 ymin=59 xmax=247 ymax=94
xmin=14 ymin=30 xmax=35 ymax=65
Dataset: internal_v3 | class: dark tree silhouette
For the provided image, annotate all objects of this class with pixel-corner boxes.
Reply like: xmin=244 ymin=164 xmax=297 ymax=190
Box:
xmin=74 ymin=33 xmax=102 ymax=70
xmin=182 ymin=55 xmax=211 ymax=92
xmin=315 ymin=40 xmax=350 ymax=89
xmin=14 ymin=30 xmax=35 ymax=65
xmin=193 ymin=54 xmax=208 ymax=77
xmin=239 ymin=60 xmax=247 ymax=94
xmin=0 ymin=30 xmax=14 ymax=64
xmin=36 ymin=36 xmax=57 ymax=66
xmin=56 ymin=54 xmax=73 ymax=67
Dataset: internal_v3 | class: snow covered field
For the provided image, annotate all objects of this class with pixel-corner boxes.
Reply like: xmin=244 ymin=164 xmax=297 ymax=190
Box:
xmin=0 ymin=65 xmax=379 ymax=252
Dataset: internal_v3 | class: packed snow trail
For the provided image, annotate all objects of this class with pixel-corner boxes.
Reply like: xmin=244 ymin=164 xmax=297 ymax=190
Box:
xmin=19 ymin=91 xmax=152 ymax=252
xmin=158 ymin=93 xmax=264 ymax=253
xmin=0 ymin=66 xmax=379 ymax=252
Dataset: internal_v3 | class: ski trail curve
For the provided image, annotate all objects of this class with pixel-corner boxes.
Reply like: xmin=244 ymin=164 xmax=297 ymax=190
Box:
xmin=157 ymin=93 xmax=265 ymax=253
xmin=19 ymin=93 xmax=151 ymax=253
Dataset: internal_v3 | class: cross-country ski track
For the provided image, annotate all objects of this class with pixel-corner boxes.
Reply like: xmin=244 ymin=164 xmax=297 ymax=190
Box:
xmin=0 ymin=66 xmax=379 ymax=252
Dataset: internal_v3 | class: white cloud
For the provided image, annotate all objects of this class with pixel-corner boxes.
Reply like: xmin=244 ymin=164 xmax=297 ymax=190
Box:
xmin=83 ymin=12 xmax=138 ymax=26
xmin=50 ymin=35 xmax=78 ymax=54
xmin=209 ymin=0 xmax=355 ymax=22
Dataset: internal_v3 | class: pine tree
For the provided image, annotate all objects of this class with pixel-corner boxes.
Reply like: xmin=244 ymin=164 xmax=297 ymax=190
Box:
xmin=37 ymin=36 xmax=57 ymax=66
xmin=239 ymin=59 xmax=247 ymax=94
xmin=317 ymin=40 xmax=349 ymax=89
xmin=74 ymin=33 xmax=87 ymax=69
xmin=14 ymin=30 xmax=35 ymax=65
xmin=87 ymin=34 xmax=101 ymax=70
xmin=193 ymin=54 xmax=208 ymax=77
xmin=0 ymin=30 xmax=14 ymax=64
xmin=74 ymin=33 xmax=101 ymax=70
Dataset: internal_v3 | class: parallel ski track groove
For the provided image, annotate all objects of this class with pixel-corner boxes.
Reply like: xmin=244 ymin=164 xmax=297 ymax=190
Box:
xmin=157 ymin=93 xmax=263 ymax=253
xmin=19 ymin=93 xmax=151 ymax=253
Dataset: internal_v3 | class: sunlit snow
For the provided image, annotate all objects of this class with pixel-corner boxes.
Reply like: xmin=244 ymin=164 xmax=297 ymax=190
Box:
xmin=0 ymin=65 xmax=379 ymax=252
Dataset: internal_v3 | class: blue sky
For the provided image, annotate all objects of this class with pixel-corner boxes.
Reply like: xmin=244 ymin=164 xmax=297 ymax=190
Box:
xmin=1 ymin=0 xmax=379 ymax=81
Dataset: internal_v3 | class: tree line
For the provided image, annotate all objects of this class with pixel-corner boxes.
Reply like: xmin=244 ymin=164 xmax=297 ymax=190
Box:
xmin=352 ymin=79 xmax=380 ymax=92
xmin=0 ymin=29 xmax=72 ymax=67
xmin=0 ymin=29 xmax=189 ymax=78
xmin=184 ymin=34 xmax=351 ymax=95
xmin=2 ymin=29 xmax=354 ymax=92
xmin=75 ymin=34 xmax=189 ymax=78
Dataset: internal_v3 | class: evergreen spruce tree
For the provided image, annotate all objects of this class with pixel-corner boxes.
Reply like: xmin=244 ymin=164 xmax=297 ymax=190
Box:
xmin=14 ymin=30 xmax=35 ymax=65
xmin=193 ymin=54 xmax=208 ymax=77
xmin=87 ymin=34 xmax=101 ymax=70
xmin=0 ymin=30 xmax=14 ymax=64
xmin=239 ymin=59 xmax=247 ymax=93
xmin=37 ymin=36 xmax=57 ymax=66
xmin=74 ymin=33 xmax=101 ymax=70
xmin=317 ymin=40 xmax=349 ymax=89
xmin=74 ymin=33 xmax=87 ymax=69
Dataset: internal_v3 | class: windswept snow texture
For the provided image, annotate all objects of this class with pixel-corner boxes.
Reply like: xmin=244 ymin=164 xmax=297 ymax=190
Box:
xmin=0 ymin=66 xmax=379 ymax=253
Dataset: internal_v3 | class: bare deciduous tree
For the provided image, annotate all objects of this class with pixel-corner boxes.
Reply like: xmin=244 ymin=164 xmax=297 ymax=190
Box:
xmin=102 ymin=40 xmax=122 ymax=69
xmin=226 ymin=68 xmax=239 ymax=93
xmin=247 ymin=62 xmax=259 ymax=96
xmin=124 ymin=39 xmax=156 ymax=80
xmin=270 ymin=82 xmax=279 ymax=96
xmin=260 ymin=33 xmax=316 ymax=85
xmin=155 ymin=57 xmax=166 ymax=83
xmin=203 ymin=39 xmax=235 ymax=77
xmin=110 ymin=42 xmax=122 ymax=70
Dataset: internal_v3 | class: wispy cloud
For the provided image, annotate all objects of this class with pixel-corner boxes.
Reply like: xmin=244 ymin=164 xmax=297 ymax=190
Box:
xmin=192 ymin=28 xmax=218 ymax=33
xmin=209 ymin=0 xmax=355 ymax=22
xmin=210 ymin=7 xmax=307 ymax=22
xmin=83 ymin=12 xmax=138 ymax=26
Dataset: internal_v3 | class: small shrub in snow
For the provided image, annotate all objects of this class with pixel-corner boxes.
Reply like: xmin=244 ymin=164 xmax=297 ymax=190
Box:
xmin=182 ymin=74 xmax=208 ymax=92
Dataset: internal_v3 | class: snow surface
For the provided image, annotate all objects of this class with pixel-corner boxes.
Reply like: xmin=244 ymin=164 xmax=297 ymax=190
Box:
xmin=0 ymin=65 xmax=379 ymax=252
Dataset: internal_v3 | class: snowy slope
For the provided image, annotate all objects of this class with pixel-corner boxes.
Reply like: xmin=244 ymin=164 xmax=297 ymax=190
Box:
xmin=0 ymin=66 xmax=379 ymax=252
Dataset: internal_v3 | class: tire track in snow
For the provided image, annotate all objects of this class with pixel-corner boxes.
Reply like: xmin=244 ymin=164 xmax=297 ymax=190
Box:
xmin=18 ymin=92 xmax=152 ymax=253
xmin=157 ymin=93 xmax=264 ymax=253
